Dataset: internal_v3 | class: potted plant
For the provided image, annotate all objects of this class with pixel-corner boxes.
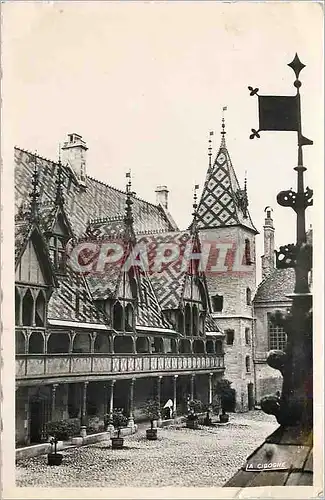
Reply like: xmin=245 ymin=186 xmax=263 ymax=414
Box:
xmin=144 ymin=398 xmax=160 ymax=440
xmin=186 ymin=399 xmax=202 ymax=429
xmin=111 ymin=409 xmax=128 ymax=449
xmin=214 ymin=379 xmax=236 ymax=423
xmin=47 ymin=435 xmax=63 ymax=466
xmin=203 ymin=405 xmax=213 ymax=426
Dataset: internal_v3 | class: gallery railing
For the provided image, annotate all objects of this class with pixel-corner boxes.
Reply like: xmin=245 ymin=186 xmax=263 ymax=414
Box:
xmin=16 ymin=352 xmax=225 ymax=380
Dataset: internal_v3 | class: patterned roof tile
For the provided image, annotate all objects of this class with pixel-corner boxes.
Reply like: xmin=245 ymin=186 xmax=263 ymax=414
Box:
xmin=196 ymin=137 xmax=257 ymax=232
xmin=15 ymin=148 xmax=177 ymax=238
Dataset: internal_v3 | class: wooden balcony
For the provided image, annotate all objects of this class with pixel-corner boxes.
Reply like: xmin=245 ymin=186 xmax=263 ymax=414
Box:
xmin=16 ymin=352 xmax=224 ymax=384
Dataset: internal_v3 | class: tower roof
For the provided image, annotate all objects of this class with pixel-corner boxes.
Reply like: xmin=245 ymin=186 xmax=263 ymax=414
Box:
xmin=196 ymin=123 xmax=257 ymax=233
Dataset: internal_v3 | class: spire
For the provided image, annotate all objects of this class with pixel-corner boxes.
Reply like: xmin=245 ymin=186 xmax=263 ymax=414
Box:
xmin=220 ymin=106 xmax=227 ymax=148
xmin=55 ymin=147 xmax=65 ymax=206
xmin=29 ymin=153 xmax=40 ymax=221
xmin=195 ymin=110 xmax=258 ymax=233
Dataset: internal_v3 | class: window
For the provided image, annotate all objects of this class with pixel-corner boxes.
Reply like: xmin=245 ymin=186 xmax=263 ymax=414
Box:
xmin=226 ymin=329 xmax=234 ymax=346
xmin=246 ymin=287 xmax=252 ymax=305
xmin=192 ymin=305 xmax=199 ymax=336
xmin=245 ymin=327 xmax=250 ymax=345
xmin=185 ymin=303 xmax=192 ymax=336
xmin=49 ymin=235 xmax=66 ymax=272
xmin=244 ymin=239 xmax=252 ymax=265
xmin=268 ymin=313 xmax=287 ymax=351
xmin=245 ymin=356 xmax=251 ymax=373
xmin=212 ymin=295 xmax=223 ymax=312
xmin=113 ymin=302 xmax=124 ymax=331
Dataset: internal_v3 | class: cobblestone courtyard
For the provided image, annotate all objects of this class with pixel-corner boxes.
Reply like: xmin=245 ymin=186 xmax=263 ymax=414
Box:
xmin=16 ymin=411 xmax=278 ymax=488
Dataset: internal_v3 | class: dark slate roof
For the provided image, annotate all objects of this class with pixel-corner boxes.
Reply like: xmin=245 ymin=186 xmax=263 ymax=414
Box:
xmin=137 ymin=230 xmax=193 ymax=310
xmin=196 ymin=135 xmax=257 ymax=233
xmin=224 ymin=425 xmax=313 ymax=487
xmin=136 ymin=273 xmax=175 ymax=331
xmin=254 ymin=268 xmax=295 ymax=303
xmin=15 ymin=147 xmax=177 ymax=238
xmin=47 ymin=265 xmax=109 ymax=326
xmin=85 ymin=216 xmax=126 ymax=240
xmin=205 ymin=313 xmax=222 ymax=334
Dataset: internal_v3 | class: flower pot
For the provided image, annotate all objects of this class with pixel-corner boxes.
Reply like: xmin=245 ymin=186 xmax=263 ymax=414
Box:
xmin=47 ymin=453 xmax=63 ymax=466
xmin=111 ymin=437 xmax=124 ymax=449
xmin=203 ymin=417 xmax=213 ymax=426
xmin=186 ymin=419 xmax=199 ymax=429
xmin=219 ymin=413 xmax=229 ymax=423
xmin=146 ymin=428 xmax=158 ymax=440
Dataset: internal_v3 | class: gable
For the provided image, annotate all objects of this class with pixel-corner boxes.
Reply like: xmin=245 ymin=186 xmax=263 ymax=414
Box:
xmin=52 ymin=215 xmax=68 ymax=236
xmin=15 ymin=239 xmax=46 ymax=285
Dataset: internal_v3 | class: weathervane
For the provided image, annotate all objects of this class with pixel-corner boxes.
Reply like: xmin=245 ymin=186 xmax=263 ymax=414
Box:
xmin=250 ymin=54 xmax=313 ymax=430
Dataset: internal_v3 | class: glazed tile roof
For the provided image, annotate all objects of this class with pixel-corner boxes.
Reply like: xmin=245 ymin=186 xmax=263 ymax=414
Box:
xmin=137 ymin=230 xmax=193 ymax=310
xmin=225 ymin=425 xmax=313 ymax=487
xmin=254 ymin=268 xmax=295 ymax=303
xmin=136 ymin=273 xmax=175 ymax=331
xmin=205 ymin=313 xmax=222 ymax=334
xmin=196 ymin=136 xmax=257 ymax=233
xmin=15 ymin=147 xmax=177 ymax=238
xmin=47 ymin=265 xmax=109 ymax=326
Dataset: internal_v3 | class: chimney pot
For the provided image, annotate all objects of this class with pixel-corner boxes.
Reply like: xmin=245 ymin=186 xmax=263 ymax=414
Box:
xmin=155 ymin=185 xmax=169 ymax=209
xmin=61 ymin=133 xmax=88 ymax=186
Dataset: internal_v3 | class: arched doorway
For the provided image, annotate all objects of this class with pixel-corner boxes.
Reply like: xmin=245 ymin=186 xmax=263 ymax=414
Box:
xmin=47 ymin=332 xmax=70 ymax=354
xmin=206 ymin=339 xmax=215 ymax=354
xmin=179 ymin=339 xmax=191 ymax=354
xmin=114 ymin=335 xmax=134 ymax=354
xmin=94 ymin=333 xmax=111 ymax=353
xmin=193 ymin=339 xmax=205 ymax=354
xmin=153 ymin=337 xmax=164 ymax=353
xmin=22 ymin=289 xmax=33 ymax=326
xmin=72 ymin=333 xmax=91 ymax=353
xmin=28 ymin=331 xmax=44 ymax=354
xmin=16 ymin=329 xmax=25 ymax=354
xmin=136 ymin=337 xmax=149 ymax=353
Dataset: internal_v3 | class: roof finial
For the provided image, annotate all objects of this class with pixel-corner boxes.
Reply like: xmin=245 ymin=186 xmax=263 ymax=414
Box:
xmin=29 ymin=152 xmax=40 ymax=221
xmin=55 ymin=146 xmax=65 ymax=206
xmin=208 ymin=131 xmax=214 ymax=170
xmin=221 ymin=106 xmax=227 ymax=147
xmin=243 ymin=170 xmax=248 ymax=218
xmin=124 ymin=170 xmax=134 ymax=228
xmin=191 ymin=184 xmax=199 ymax=232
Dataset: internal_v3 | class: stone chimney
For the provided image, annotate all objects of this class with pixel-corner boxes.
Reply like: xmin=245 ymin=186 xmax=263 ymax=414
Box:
xmin=155 ymin=185 xmax=169 ymax=209
xmin=261 ymin=206 xmax=275 ymax=280
xmin=61 ymin=133 xmax=88 ymax=187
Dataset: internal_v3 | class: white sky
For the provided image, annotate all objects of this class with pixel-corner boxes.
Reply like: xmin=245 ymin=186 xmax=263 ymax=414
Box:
xmin=3 ymin=1 xmax=323 ymax=282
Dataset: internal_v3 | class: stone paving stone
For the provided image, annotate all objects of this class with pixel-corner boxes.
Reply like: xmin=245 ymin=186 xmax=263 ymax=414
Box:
xmin=16 ymin=411 xmax=278 ymax=488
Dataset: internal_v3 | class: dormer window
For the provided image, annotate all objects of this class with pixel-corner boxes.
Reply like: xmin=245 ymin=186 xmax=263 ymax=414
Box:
xmin=113 ymin=301 xmax=124 ymax=331
xmin=49 ymin=235 xmax=66 ymax=273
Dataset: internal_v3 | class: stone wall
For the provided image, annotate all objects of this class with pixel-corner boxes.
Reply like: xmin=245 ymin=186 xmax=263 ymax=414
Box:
xmin=199 ymin=225 xmax=257 ymax=411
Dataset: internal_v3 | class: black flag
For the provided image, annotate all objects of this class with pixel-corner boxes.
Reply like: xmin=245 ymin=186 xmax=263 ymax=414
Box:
xmin=258 ymin=95 xmax=298 ymax=131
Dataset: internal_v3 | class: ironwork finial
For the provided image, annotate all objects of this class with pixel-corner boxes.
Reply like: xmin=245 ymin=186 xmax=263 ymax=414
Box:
xmin=55 ymin=154 xmax=65 ymax=206
xmin=208 ymin=131 xmax=213 ymax=170
xmin=29 ymin=152 xmax=40 ymax=221
xmin=288 ymin=53 xmax=306 ymax=81
xmin=191 ymin=184 xmax=199 ymax=232
xmin=221 ymin=106 xmax=227 ymax=147
xmin=124 ymin=170 xmax=134 ymax=228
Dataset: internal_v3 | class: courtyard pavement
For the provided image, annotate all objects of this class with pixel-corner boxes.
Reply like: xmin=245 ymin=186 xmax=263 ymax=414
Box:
xmin=16 ymin=411 xmax=278 ymax=488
